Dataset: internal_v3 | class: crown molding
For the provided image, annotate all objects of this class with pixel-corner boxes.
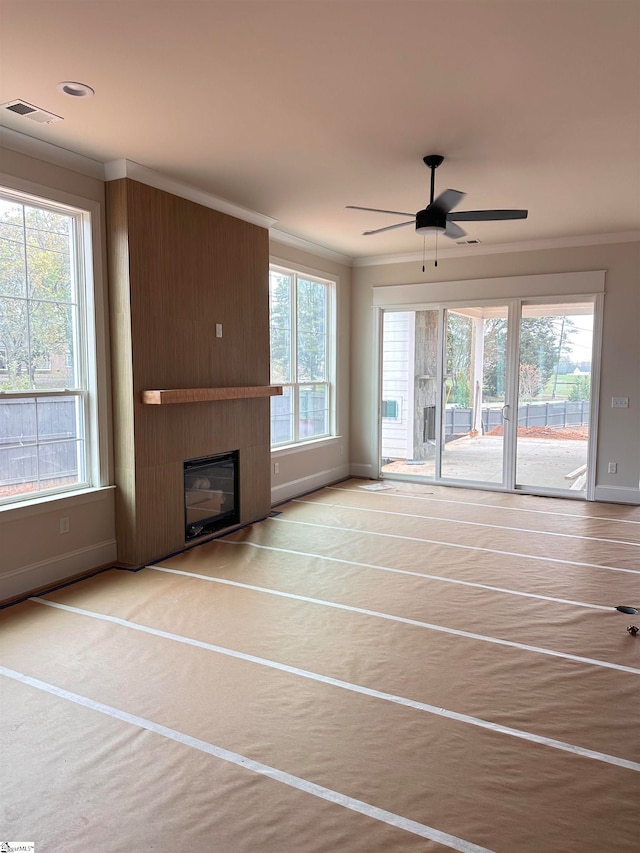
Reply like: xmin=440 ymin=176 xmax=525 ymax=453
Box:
xmin=1 ymin=130 xmax=275 ymax=230
xmin=353 ymin=231 xmax=640 ymax=267
xmin=104 ymin=159 xmax=277 ymax=230
xmin=2 ymin=127 xmax=638 ymax=264
xmin=269 ymin=228 xmax=353 ymax=267
xmin=0 ymin=125 xmax=106 ymax=180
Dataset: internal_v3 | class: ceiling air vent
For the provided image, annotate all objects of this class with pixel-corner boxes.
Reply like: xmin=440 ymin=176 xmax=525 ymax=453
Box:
xmin=1 ymin=99 xmax=63 ymax=124
xmin=456 ymin=238 xmax=482 ymax=245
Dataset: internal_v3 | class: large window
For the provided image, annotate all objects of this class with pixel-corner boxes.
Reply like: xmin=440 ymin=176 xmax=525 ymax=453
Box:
xmin=0 ymin=186 xmax=97 ymax=504
xmin=269 ymin=264 xmax=335 ymax=446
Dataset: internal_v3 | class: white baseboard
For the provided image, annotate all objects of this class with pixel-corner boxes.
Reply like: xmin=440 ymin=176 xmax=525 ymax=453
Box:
xmin=593 ymin=485 xmax=640 ymax=505
xmin=0 ymin=539 xmax=118 ymax=602
xmin=271 ymin=464 xmax=350 ymax=506
xmin=349 ymin=463 xmax=377 ymax=479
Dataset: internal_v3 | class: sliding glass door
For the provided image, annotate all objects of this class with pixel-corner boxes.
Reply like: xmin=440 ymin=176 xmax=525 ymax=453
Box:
xmin=440 ymin=305 xmax=510 ymax=486
xmin=380 ymin=303 xmax=513 ymax=487
xmin=514 ymin=301 xmax=594 ymax=493
xmin=379 ymin=297 xmax=596 ymax=496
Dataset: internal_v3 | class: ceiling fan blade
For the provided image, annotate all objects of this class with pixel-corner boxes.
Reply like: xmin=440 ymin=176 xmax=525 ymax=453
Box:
xmin=444 ymin=221 xmax=467 ymax=240
xmin=346 ymin=205 xmax=415 ymax=217
xmin=429 ymin=189 xmax=465 ymax=214
xmin=449 ymin=209 xmax=528 ymax=221
xmin=362 ymin=220 xmax=414 ymax=236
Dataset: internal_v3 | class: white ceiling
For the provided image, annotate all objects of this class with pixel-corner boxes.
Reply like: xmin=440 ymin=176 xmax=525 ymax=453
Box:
xmin=1 ymin=0 xmax=639 ymax=262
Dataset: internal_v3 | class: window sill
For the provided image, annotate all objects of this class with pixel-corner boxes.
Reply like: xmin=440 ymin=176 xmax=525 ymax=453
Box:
xmin=0 ymin=484 xmax=116 ymax=522
xmin=272 ymin=436 xmax=343 ymax=457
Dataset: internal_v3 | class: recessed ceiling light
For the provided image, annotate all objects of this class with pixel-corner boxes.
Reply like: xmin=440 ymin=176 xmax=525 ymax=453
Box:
xmin=57 ymin=81 xmax=95 ymax=98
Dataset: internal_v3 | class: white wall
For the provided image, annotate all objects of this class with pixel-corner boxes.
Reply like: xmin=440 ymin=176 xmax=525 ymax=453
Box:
xmin=0 ymin=145 xmax=116 ymax=601
xmin=350 ymin=240 xmax=640 ymax=503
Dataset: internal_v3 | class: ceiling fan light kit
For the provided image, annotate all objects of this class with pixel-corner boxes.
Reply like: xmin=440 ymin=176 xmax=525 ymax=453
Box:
xmin=415 ymin=208 xmax=448 ymax=235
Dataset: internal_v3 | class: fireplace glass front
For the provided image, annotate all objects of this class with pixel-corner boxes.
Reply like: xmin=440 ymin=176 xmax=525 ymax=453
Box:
xmin=184 ymin=451 xmax=239 ymax=541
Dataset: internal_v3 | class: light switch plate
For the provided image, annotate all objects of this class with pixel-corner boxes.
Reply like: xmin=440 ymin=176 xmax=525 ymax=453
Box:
xmin=611 ymin=397 xmax=629 ymax=408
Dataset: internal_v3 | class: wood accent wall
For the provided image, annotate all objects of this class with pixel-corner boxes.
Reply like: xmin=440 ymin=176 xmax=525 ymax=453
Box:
xmin=106 ymin=178 xmax=271 ymax=566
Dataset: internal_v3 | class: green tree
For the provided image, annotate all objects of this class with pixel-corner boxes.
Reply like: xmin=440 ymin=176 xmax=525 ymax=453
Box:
xmin=296 ymin=278 xmax=326 ymax=382
xmin=484 ymin=316 xmax=575 ymax=398
xmin=269 ymin=271 xmax=291 ymax=383
xmin=269 ymin=273 xmax=327 ymax=384
xmin=568 ymin=375 xmax=590 ymax=401
xmin=446 ymin=312 xmax=472 ymax=406
xmin=451 ymin=371 xmax=471 ymax=406
xmin=0 ymin=201 xmax=73 ymax=390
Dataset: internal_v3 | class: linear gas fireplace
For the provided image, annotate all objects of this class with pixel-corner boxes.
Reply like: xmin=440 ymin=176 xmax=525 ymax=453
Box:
xmin=184 ymin=450 xmax=239 ymax=541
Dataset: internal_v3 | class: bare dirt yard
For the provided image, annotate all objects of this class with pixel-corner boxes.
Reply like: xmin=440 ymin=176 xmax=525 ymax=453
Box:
xmin=486 ymin=425 xmax=588 ymax=440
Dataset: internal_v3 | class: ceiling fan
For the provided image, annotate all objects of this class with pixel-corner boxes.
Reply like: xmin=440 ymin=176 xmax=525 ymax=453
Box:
xmin=347 ymin=154 xmax=528 ymax=241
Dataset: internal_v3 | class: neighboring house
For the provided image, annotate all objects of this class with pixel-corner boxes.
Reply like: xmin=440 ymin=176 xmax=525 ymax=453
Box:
xmin=381 ymin=311 xmax=414 ymax=462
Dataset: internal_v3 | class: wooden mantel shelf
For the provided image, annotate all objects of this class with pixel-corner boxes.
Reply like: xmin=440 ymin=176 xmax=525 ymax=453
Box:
xmin=142 ymin=385 xmax=283 ymax=405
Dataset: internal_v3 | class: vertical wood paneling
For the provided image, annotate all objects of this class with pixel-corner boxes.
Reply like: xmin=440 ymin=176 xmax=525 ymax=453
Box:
xmin=238 ymin=440 xmax=272 ymax=526
xmin=106 ymin=179 xmax=138 ymax=560
xmin=106 ymin=179 xmax=271 ymax=566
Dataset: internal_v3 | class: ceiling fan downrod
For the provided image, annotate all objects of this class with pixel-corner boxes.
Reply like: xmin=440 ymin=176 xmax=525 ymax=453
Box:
xmin=421 ymin=155 xmax=445 ymax=269
xmin=423 ymin=154 xmax=444 ymax=205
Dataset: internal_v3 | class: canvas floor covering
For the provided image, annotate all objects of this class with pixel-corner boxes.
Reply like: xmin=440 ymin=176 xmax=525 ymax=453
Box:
xmin=1 ymin=478 xmax=639 ymax=852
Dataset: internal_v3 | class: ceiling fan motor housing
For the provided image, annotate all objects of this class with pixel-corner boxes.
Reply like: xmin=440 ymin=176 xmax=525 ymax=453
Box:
xmin=415 ymin=206 xmax=447 ymax=234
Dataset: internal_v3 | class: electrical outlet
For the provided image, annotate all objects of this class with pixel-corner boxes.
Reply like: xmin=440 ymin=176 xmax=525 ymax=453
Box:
xmin=215 ymin=323 xmax=223 ymax=338
xmin=60 ymin=517 xmax=70 ymax=534
xmin=608 ymin=462 xmax=617 ymax=474
xmin=274 ymin=462 xmax=279 ymax=474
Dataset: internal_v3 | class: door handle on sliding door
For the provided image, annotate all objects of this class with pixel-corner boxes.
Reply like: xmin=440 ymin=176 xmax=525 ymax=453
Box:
xmin=502 ymin=405 xmax=510 ymax=420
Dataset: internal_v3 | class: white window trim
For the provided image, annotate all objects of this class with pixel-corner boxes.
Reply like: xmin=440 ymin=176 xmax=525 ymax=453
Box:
xmin=0 ymin=173 xmax=111 ymax=510
xmin=269 ymin=258 xmax=337 ymax=449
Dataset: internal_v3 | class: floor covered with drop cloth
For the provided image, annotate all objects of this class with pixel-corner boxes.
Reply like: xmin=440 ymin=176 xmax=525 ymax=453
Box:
xmin=1 ymin=479 xmax=639 ymax=852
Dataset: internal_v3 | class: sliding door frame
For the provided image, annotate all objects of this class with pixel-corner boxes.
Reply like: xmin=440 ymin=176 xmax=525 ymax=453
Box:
xmin=374 ymin=286 xmax=604 ymax=500
xmin=510 ymin=292 xmax=602 ymax=501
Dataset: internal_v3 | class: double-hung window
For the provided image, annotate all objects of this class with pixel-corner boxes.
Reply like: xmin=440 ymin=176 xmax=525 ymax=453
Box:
xmin=269 ymin=264 xmax=335 ymax=447
xmin=0 ymin=186 xmax=99 ymax=504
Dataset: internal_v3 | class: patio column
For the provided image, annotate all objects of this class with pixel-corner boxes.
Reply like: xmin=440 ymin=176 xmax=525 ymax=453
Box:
xmin=471 ymin=317 xmax=485 ymax=436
